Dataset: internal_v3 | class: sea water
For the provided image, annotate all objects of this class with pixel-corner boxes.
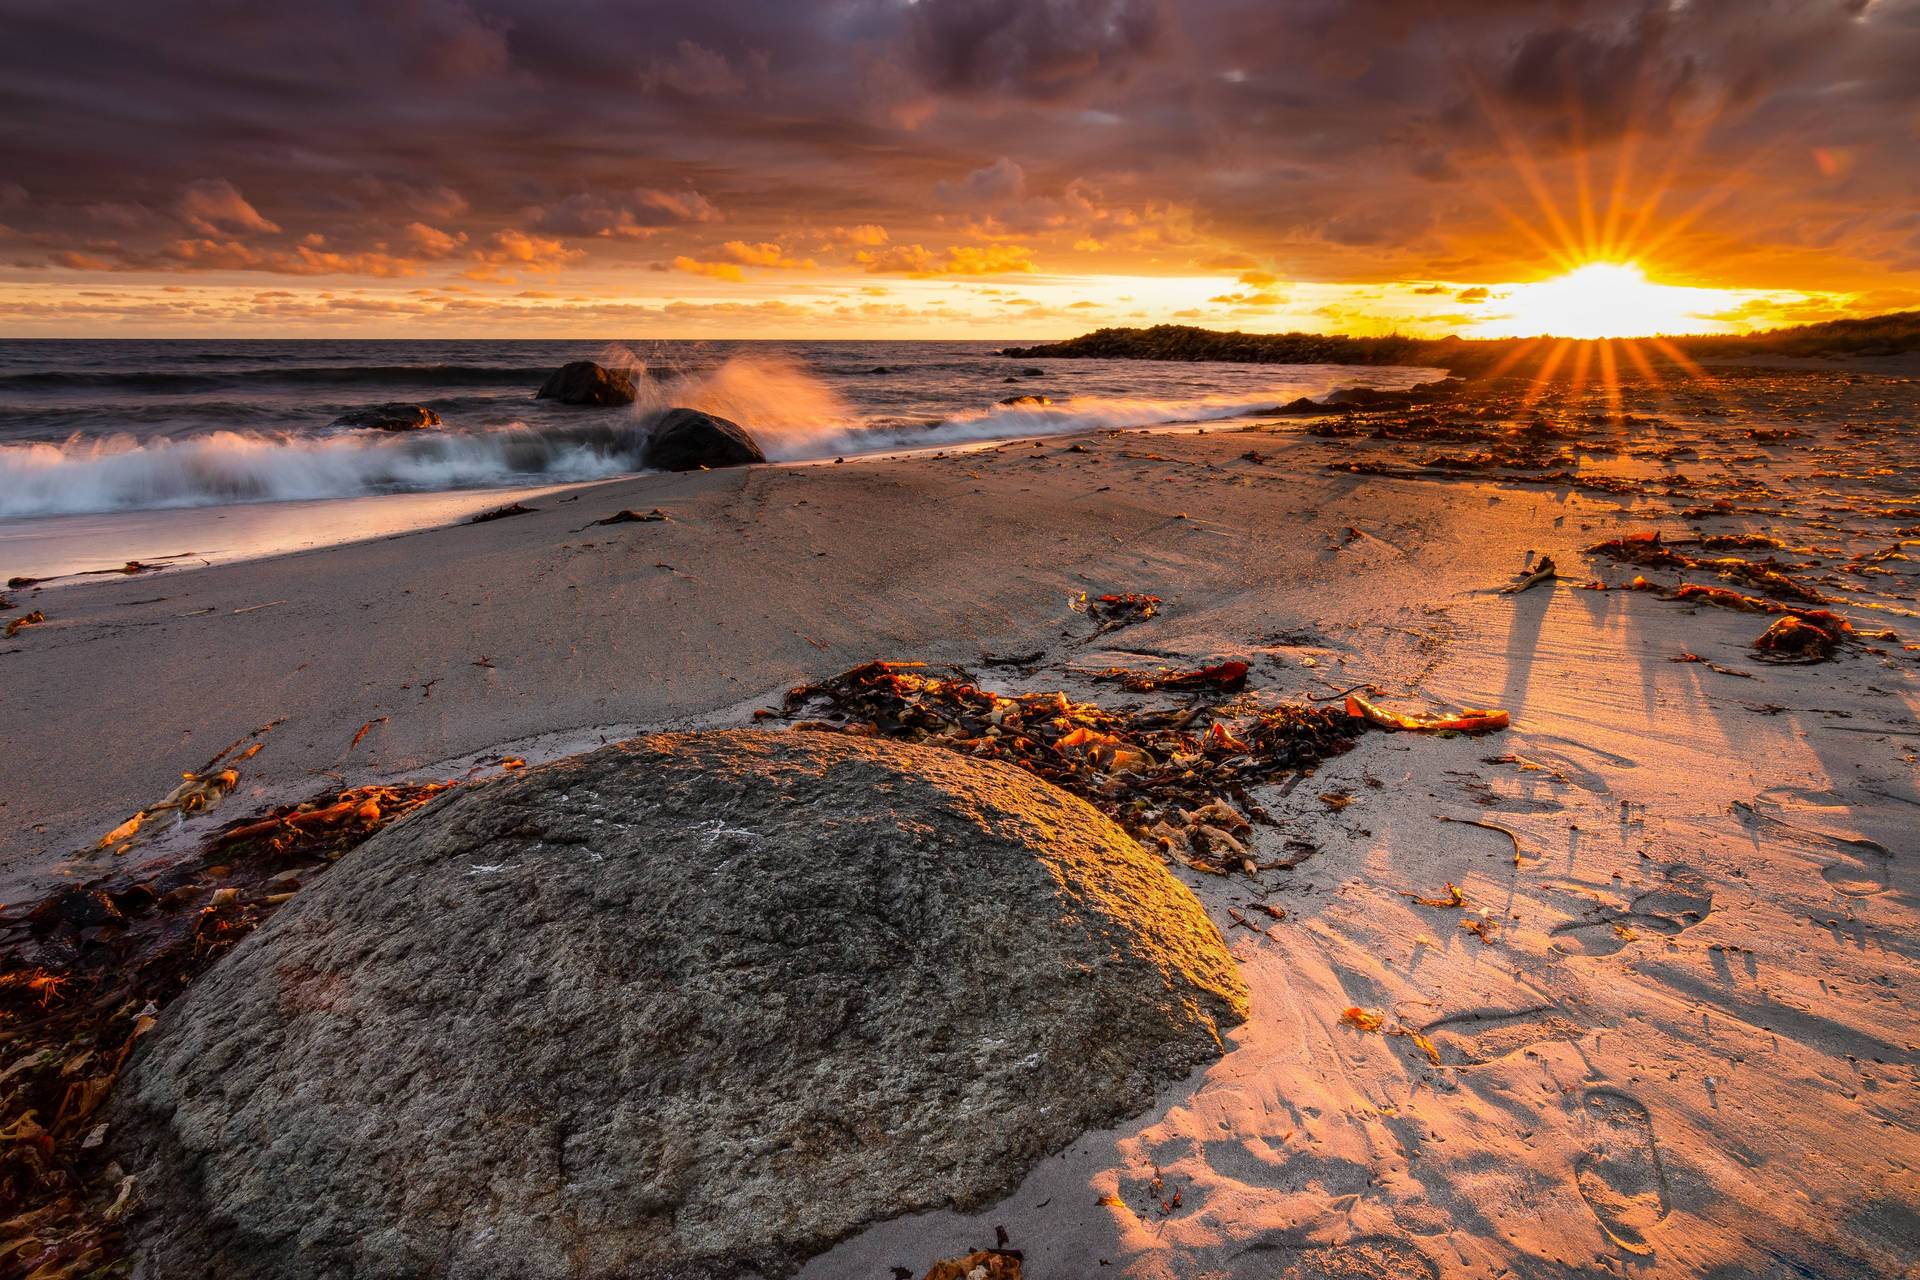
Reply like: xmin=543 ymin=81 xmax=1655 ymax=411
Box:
xmin=0 ymin=338 xmax=1434 ymax=577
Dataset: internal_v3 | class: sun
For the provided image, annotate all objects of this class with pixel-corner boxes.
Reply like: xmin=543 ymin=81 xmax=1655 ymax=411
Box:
xmin=1470 ymin=261 xmax=1745 ymax=340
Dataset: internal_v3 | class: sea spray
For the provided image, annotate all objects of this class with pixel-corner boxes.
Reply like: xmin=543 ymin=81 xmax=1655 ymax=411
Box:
xmin=0 ymin=350 xmax=1430 ymax=516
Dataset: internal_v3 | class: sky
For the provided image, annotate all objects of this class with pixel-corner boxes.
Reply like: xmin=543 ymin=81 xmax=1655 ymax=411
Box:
xmin=1 ymin=0 xmax=1916 ymax=339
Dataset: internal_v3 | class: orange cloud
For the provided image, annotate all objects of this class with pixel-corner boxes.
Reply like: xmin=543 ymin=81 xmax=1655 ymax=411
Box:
xmin=673 ymin=255 xmax=746 ymax=282
xmin=716 ymin=241 xmax=815 ymax=269
xmin=173 ymin=179 xmax=279 ymax=236
xmin=856 ymin=242 xmax=1034 ymax=276
xmin=829 ymin=224 xmax=889 ymax=246
xmin=472 ymin=229 xmax=582 ymax=274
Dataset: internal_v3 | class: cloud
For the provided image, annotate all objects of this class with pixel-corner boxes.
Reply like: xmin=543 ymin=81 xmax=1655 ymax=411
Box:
xmin=0 ymin=0 xmax=1914 ymax=312
xmin=935 ymin=157 xmax=1026 ymax=204
xmin=828 ymin=224 xmax=890 ymax=246
xmin=403 ymin=222 xmax=467 ymax=257
xmin=855 ymin=242 xmax=1035 ymax=275
xmin=672 ymin=255 xmax=745 ymax=281
xmin=1456 ymin=286 xmax=1490 ymax=303
xmin=713 ymin=241 xmax=800 ymax=267
xmin=903 ymin=0 xmax=1171 ymax=101
xmin=673 ymin=240 xmax=815 ymax=278
xmin=641 ymin=40 xmax=748 ymax=96
xmin=530 ymin=188 xmax=717 ymax=238
xmin=469 ymin=229 xmax=583 ymax=277
xmin=1207 ymin=288 xmax=1283 ymax=308
xmin=53 ymin=251 xmax=112 ymax=271
xmin=173 ymin=180 xmax=280 ymax=236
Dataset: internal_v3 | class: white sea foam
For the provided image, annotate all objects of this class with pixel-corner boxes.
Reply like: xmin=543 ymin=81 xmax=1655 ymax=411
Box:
xmin=0 ymin=354 xmax=1376 ymax=517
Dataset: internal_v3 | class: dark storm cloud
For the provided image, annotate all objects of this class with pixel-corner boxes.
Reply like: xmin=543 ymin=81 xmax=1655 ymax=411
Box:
xmin=902 ymin=0 xmax=1172 ymax=100
xmin=0 ymin=0 xmax=1914 ymax=293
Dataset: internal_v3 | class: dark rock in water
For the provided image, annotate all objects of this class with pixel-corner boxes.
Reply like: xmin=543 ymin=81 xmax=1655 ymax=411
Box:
xmin=641 ymin=406 xmax=767 ymax=471
xmin=535 ymin=360 xmax=637 ymax=406
xmin=328 ymin=403 xmax=442 ymax=431
xmin=869 ymin=365 xmax=892 ymax=374
xmin=1021 ymin=367 xmax=1046 ymax=377
xmin=1272 ymin=395 xmax=1353 ymax=416
xmin=112 ymin=730 xmax=1245 ymax=1280
xmin=999 ymin=394 xmax=1052 ymax=406
xmin=1003 ymin=376 xmax=1021 ymax=383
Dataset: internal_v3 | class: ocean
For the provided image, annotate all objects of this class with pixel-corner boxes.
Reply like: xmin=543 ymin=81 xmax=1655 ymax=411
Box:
xmin=0 ymin=339 xmax=1434 ymax=577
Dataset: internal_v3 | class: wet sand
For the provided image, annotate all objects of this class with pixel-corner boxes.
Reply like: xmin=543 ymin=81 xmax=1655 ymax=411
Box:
xmin=4 ymin=363 xmax=1919 ymax=1277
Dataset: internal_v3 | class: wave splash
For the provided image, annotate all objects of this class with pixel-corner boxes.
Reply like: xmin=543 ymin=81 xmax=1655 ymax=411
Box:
xmin=0 ymin=355 xmax=1331 ymax=518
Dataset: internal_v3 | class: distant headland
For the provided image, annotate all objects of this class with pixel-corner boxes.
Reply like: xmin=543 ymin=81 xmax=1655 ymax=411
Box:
xmin=1003 ymin=311 xmax=1920 ymax=377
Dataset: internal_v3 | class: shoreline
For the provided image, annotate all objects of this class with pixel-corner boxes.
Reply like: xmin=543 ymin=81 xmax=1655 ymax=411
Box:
xmin=5 ymin=363 xmax=1920 ymax=1276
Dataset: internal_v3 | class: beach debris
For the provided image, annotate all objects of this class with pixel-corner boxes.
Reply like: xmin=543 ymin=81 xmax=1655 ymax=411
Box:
xmin=1500 ymin=556 xmax=1558 ymax=594
xmin=92 ymin=766 xmax=244 ymax=855
xmin=1665 ymin=583 xmax=1777 ymax=613
xmin=1438 ymin=814 xmax=1531 ymax=864
xmin=89 ymin=722 xmax=285 ymax=856
xmin=350 ymin=716 xmax=388 ymax=748
xmin=980 ymin=650 xmax=1046 ymax=667
xmin=781 ymin=661 xmax=1368 ymax=875
xmin=1338 ymin=1007 xmax=1444 ymax=1064
xmin=1696 ymin=533 xmax=1787 ymax=550
xmin=1587 ymin=532 xmax=1694 ymax=569
xmin=590 ymin=507 xmax=669 ymax=526
xmin=1342 ymin=1006 xmax=1386 ymax=1031
xmin=4 ymin=609 xmax=45 ymax=638
xmin=1586 ymin=533 xmax=1827 ymax=603
xmin=1400 ymin=882 xmax=1467 ymax=908
xmin=780 ymin=660 xmax=1504 ymax=878
xmin=1671 ymin=652 xmax=1757 ymax=678
xmin=1091 ymin=660 xmax=1248 ymax=693
xmin=232 ymin=599 xmax=287 ymax=614
xmin=1346 ymin=694 xmax=1511 ymax=733
xmin=921 ymin=1252 xmax=1022 ymax=1280
xmin=1461 ymin=918 xmax=1500 ymax=944
xmin=0 ymin=778 xmax=452 ymax=1280
xmin=470 ymin=502 xmax=535 ymax=524
xmin=1069 ymin=592 xmax=1161 ymax=631
xmin=1752 ymin=612 xmax=1847 ymax=663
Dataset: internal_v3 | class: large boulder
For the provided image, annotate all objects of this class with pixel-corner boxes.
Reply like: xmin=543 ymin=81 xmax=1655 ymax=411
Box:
xmin=112 ymin=730 xmax=1245 ymax=1280
xmin=536 ymin=360 xmax=638 ymax=406
xmin=641 ymin=406 xmax=766 ymax=471
xmin=328 ymin=403 xmax=442 ymax=431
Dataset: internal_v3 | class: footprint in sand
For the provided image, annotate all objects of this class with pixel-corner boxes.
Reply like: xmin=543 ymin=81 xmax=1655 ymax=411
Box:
xmin=1819 ymin=841 xmax=1894 ymax=896
xmin=1422 ymin=1005 xmax=1587 ymax=1066
xmin=1551 ymin=886 xmax=1713 ymax=956
xmin=1574 ymin=1089 xmax=1671 ymax=1256
xmin=1733 ymin=800 xmax=1897 ymax=898
xmin=1235 ymin=1233 xmax=1438 ymax=1279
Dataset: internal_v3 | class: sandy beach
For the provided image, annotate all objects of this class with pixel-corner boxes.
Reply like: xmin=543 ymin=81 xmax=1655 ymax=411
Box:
xmin=4 ymin=359 xmax=1917 ymax=1276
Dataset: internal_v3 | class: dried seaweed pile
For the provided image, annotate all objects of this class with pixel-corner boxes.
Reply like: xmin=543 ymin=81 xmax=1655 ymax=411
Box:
xmin=0 ymin=781 xmax=452 ymax=1279
xmin=1581 ymin=532 xmax=1898 ymax=663
xmin=1587 ymin=532 xmax=1828 ymax=603
xmin=781 ymin=661 xmax=1497 ymax=877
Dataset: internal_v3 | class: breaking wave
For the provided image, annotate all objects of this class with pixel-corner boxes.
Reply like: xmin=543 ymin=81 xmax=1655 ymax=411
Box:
xmin=0 ymin=354 xmax=1359 ymax=517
